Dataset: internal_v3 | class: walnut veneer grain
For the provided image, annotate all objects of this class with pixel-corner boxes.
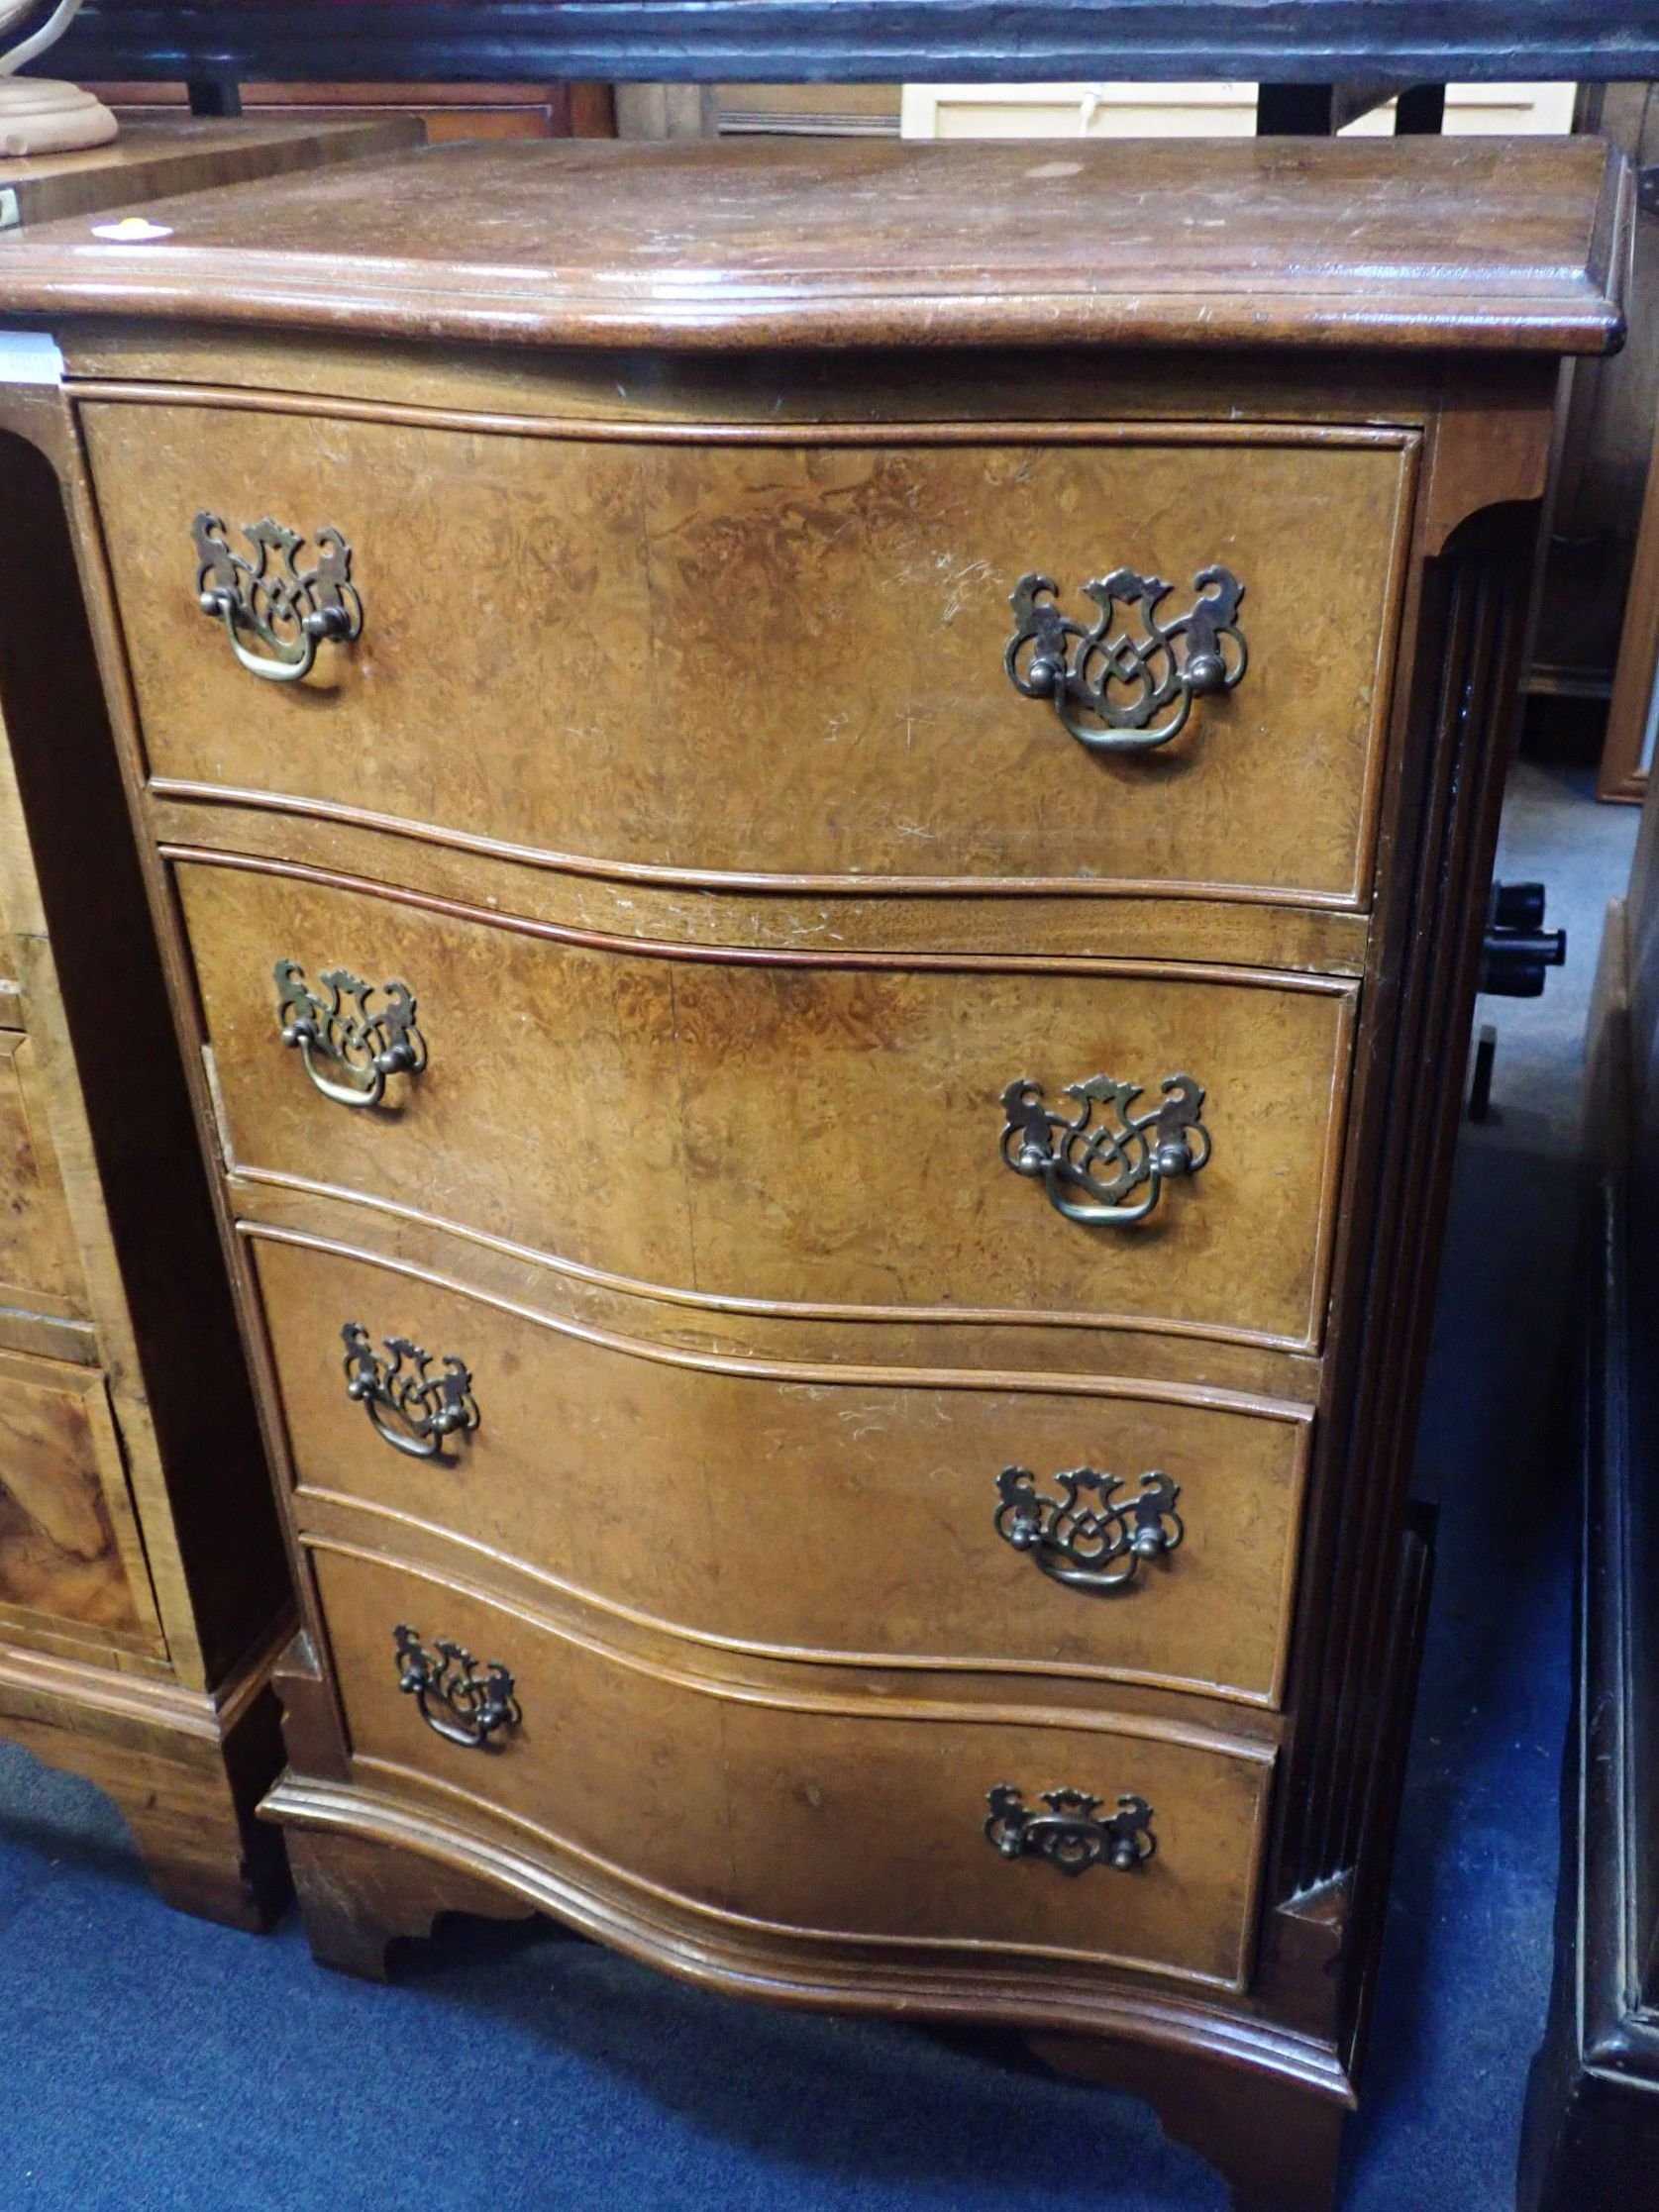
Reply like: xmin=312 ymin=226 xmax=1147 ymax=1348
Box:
xmin=84 ymin=400 xmax=1414 ymax=905
xmin=312 ymin=1542 xmax=1273 ymax=1994
xmin=0 ymin=1028 xmax=91 ymax=1321
xmin=173 ymin=854 xmax=1356 ymax=1348
xmin=253 ymin=1233 xmax=1309 ymax=1708
xmin=0 ymin=1348 xmax=156 ymax=1646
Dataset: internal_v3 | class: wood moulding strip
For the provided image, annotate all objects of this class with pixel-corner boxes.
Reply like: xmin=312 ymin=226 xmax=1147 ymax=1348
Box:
xmin=155 ymin=800 xmax=1373 ymax=977
xmin=0 ymin=1606 xmax=289 ymax=1741
xmin=306 ymin=1531 xmax=1276 ymax=1761
xmin=296 ymin=1474 xmax=1308 ymax=1712
xmin=234 ymin=1164 xmax=1335 ymax=1358
xmin=76 ymin=380 xmax=1422 ymax=453
xmin=153 ymin=777 xmax=1381 ymax=918
xmin=155 ymin=799 xmax=1386 ymax=917
xmin=162 ymin=843 xmax=1365 ymax=994
xmin=269 ymin=1771 xmax=1292 ymax=2009
xmin=239 ymin=1214 xmax=1323 ymax=1412
xmin=0 ymin=1302 xmax=97 ymax=1364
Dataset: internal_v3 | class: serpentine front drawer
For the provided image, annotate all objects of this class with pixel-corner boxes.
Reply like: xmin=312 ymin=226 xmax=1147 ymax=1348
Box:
xmin=176 ymin=857 xmax=1358 ymax=1349
xmin=253 ymin=1231 xmax=1311 ymax=1708
xmin=310 ymin=1542 xmax=1275 ymax=1993
xmin=83 ymin=399 xmax=1415 ymax=907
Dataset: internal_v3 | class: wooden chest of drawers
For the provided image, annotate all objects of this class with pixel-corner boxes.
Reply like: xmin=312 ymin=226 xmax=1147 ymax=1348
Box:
xmin=0 ymin=133 xmax=1626 ymax=2207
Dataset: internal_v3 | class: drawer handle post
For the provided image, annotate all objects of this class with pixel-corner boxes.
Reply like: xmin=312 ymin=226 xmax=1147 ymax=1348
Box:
xmin=193 ymin=512 xmax=362 ymax=682
xmin=275 ymin=959 xmax=426 ymax=1108
xmin=1005 ymin=564 xmax=1246 ymax=752
xmin=985 ymin=1785 xmax=1155 ymax=1875
xmin=343 ymin=1322 xmax=478 ymax=1459
xmin=1000 ymin=1071 xmax=1209 ymax=1226
xmin=393 ymin=1626 xmax=520 ymax=1749
xmin=994 ymin=1464 xmax=1184 ymax=1591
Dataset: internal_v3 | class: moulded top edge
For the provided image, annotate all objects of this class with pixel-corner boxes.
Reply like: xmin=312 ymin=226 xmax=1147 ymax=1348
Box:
xmin=0 ymin=134 xmax=1630 ymax=360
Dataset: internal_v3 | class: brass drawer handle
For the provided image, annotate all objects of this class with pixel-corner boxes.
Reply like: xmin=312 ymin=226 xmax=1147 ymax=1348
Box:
xmin=985 ymin=1785 xmax=1155 ymax=1875
xmin=342 ymin=1322 xmax=479 ymax=1459
xmin=994 ymin=1464 xmax=1183 ymax=1591
xmin=274 ymin=959 xmax=425 ymax=1109
xmin=393 ymin=1626 xmax=520 ymax=1749
xmin=192 ymin=512 xmax=362 ymax=683
xmin=1000 ymin=1072 xmax=1209 ymax=1226
xmin=1005 ymin=564 xmax=1246 ymax=752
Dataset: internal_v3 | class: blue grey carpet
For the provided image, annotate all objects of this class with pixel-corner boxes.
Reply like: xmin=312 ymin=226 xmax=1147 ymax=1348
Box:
xmin=0 ymin=762 xmax=1634 ymax=2212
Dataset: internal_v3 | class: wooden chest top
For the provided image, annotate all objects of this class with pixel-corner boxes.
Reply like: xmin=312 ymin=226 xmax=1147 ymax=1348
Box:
xmin=0 ymin=133 xmax=1628 ymax=356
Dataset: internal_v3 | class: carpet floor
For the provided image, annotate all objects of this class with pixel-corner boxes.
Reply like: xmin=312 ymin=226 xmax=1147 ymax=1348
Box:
xmin=0 ymin=761 xmax=1635 ymax=2212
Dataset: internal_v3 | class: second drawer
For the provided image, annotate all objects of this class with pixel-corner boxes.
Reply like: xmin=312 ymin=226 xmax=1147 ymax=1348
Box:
xmin=181 ymin=856 xmax=1357 ymax=1348
xmin=255 ymin=1232 xmax=1310 ymax=1706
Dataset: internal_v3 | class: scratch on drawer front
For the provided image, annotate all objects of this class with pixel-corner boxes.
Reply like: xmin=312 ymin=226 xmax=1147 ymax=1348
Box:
xmin=941 ymin=556 xmax=994 ymax=623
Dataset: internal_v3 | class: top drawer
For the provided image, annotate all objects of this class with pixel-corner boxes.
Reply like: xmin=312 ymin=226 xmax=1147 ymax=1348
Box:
xmin=82 ymin=401 xmax=1415 ymax=906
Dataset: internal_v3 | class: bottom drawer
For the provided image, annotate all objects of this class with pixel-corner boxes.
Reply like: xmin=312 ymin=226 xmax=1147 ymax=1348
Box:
xmin=312 ymin=1544 xmax=1274 ymax=1993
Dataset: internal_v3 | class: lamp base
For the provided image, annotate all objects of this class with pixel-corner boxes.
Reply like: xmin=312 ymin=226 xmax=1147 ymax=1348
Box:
xmin=0 ymin=79 xmax=118 ymax=157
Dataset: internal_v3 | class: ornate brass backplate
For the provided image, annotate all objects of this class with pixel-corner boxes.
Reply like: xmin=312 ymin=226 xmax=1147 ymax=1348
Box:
xmin=1004 ymin=563 xmax=1246 ymax=751
xmin=274 ymin=959 xmax=425 ymax=1109
xmin=1000 ymin=1071 xmax=1210 ymax=1226
xmin=342 ymin=1322 xmax=479 ymax=1459
xmin=393 ymin=1626 xmax=520 ymax=1749
xmin=993 ymin=1464 xmax=1184 ymax=1591
xmin=985 ymin=1785 xmax=1156 ymax=1874
xmin=192 ymin=512 xmax=363 ymax=682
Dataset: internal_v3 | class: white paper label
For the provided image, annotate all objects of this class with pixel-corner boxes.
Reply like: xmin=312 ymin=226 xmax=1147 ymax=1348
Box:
xmin=0 ymin=329 xmax=62 ymax=385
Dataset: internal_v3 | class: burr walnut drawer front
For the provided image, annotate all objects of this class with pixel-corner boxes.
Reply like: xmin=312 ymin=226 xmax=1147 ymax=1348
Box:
xmin=84 ymin=399 xmax=1414 ymax=904
xmin=179 ymin=860 xmax=1357 ymax=1348
xmin=0 ymin=1029 xmax=90 ymax=1325
xmin=254 ymin=1233 xmax=1310 ymax=1707
xmin=310 ymin=1543 xmax=1274 ymax=1991
xmin=0 ymin=1348 xmax=161 ymax=1653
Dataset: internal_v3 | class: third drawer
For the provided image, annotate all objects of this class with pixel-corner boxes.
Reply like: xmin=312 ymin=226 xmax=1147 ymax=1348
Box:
xmin=253 ymin=1230 xmax=1311 ymax=1708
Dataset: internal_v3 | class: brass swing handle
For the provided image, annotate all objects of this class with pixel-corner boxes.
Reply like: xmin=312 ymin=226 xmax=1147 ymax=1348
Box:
xmin=993 ymin=1464 xmax=1183 ymax=1591
xmin=393 ymin=1626 xmax=520 ymax=1750
xmin=1004 ymin=564 xmax=1246 ymax=752
xmin=985 ymin=1785 xmax=1155 ymax=1875
xmin=274 ymin=958 xmax=425 ymax=1110
xmin=342 ymin=1322 xmax=478 ymax=1460
xmin=1000 ymin=1071 xmax=1210 ymax=1227
xmin=192 ymin=511 xmax=362 ymax=683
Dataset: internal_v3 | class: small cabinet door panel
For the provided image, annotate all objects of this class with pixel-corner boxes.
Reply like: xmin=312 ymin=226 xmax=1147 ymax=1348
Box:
xmin=0 ymin=1348 xmax=162 ymax=1649
xmin=256 ymin=1233 xmax=1308 ymax=1705
xmin=85 ymin=399 xmax=1413 ymax=902
xmin=0 ymin=1029 xmax=89 ymax=1322
xmin=180 ymin=860 xmax=1355 ymax=1347
xmin=314 ymin=1544 xmax=1272 ymax=1991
